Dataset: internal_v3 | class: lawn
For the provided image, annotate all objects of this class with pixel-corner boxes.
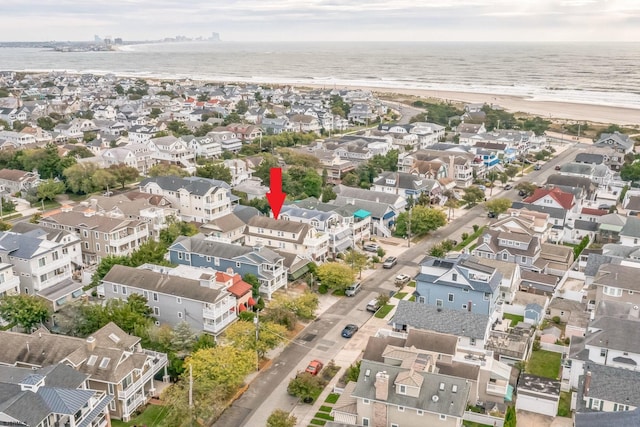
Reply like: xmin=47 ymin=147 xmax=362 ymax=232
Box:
xmin=454 ymin=226 xmax=486 ymax=251
xmin=463 ymin=422 xmax=492 ymax=427
xmin=527 ymin=350 xmax=562 ymax=379
xmin=393 ymin=292 xmax=407 ymax=299
xmin=503 ymin=313 xmax=524 ymax=326
xmin=407 ymin=281 xmax=416 ymax=288
xmin=325 ymin=393 xmax=339 ymax=404
xmin=111 ymin=405 xmax=168 ymax=427
xmin=557 ymin=391 xmax=572 ymax=417
xmin=408 ymin=296 xmax=416 ymax=302
xmin=374 ymin=304 xmax=394 ymax=318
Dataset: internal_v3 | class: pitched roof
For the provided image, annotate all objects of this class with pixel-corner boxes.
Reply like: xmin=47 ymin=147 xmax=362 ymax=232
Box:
xmin=595 ymin=131 xmax=634 ymax=149
xmin=524 ymin=187 xmax=574 ymax=210
xmin=391 ymin=300 xmax=489 ymax=340
xmin=578 ymin=363 xmax=640 ymax=409
xmin=172 ymin=234 xmax=283 ymax=264
xmin=580 ymin=208 xmax=608 ymax=216
xmin=620 ymin=216 xmax=640 ymax=238
xmin=593 ymin=262 xmax=640 ymax=291
xmin=585 ymin=316 xmax=640 ymax=354
xmin=575 ymin=409 xmax=640 ymax=427
xmin=140 ymin=175 xmax=230 ymax=196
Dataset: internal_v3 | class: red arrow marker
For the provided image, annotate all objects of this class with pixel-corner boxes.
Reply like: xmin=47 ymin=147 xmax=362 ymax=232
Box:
xmin=266 ymin=167 xmax=286 ymax=219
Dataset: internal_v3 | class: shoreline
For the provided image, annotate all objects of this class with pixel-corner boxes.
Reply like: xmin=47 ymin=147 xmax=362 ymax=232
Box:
xmin=301 ymin=84 xmax=640 ymax=126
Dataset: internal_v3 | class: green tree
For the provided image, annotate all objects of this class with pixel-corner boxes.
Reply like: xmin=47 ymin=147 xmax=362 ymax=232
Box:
xmin=90 ymin=255 xmax=132 ymax=287
xmin=196 ymin=162 xmax=232 ymax=183
xmin=63 ymin=162 xmax=98 ymax=194
xmin=269 ymin=292 xmax=319 ymax=321
xmin=186 ymin=346 xmax=255 ymax=395
xmin=11 ymin=120 xmax=26 ymax=131
xmin=345 ymin=361 xmax=361 ymax=383
xmin=36 ymin=179 xmax=65 ymax=201
xmin=287 ymin=373 xmax=325 ymax=402
xmin=171 ymin=321 xmax=197 ymax=352
xmin=159 ymin=217 xmax=199 ymax=247
xmin=166 ymin=121 xmax=191 ymax=136
xmin=343 ymin=250 xmax=368 ymax=279
xmin=317 ymin=262 xmax=356 ymax=291
xmin=91 ymin=168 xmax=117 ymax=191
xmin=75 ymin=294 xmax=153 ymax=337
xmin=267 ymin=409 xmax=297 ymax=427
xmin=108 ymin=164 xmax=140 ymax=189
xmin=0 ymin=119 xmax=10 ymax=130
xmin=149 ymin=108 xmax=162 ymax=119
xmin=129 ymin=240 xmax=172 ymax=266
xmin=486 ymin=170 xmax=500 ymax=196
xmin=429 ymin=245 xmax=445 ymax=257
xmin=223 ymin=319 xmax=286 ymax=359
xmin=395 ymin=205 xmax=447 ymax=237
xmin=242 ymin=273 xmax=260 ymax=298
xmin=114 ymin=84 xmax=124 ymax=95
xmin=37 ymin=116 xmax=56 ymax=131
xmin=504 ymin=165 xmax=520 ymax=180
xmin=504 ymin=406 xmax=517 ymax=427
xmin=443 ymin=190 xmax=459 ymax=221
xmin=621 ymin=162 xmax=640 ymax=182
xmin=148 ymin=164 xmax=190 ymax=177
xmin=461 ymin=186 xmax=485 ymax=207
xmin=369 ymin=150 xmax=399 ymax=172
xmin=320 ymin=186 xmax=337 ymax=202
xmin=0 ymin=294 xmax=50 ymax=332
xmin=485 ymin=198 xmax=512 ymax=215
xmin=376 ymin=292 xmax=390 ymax=307
xmin=235 ymin=100 xmax=249 ymax=115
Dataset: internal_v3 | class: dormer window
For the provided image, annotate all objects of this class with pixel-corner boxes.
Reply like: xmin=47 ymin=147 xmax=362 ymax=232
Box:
xmin=452 ymin=273 xmax=457 ymax=281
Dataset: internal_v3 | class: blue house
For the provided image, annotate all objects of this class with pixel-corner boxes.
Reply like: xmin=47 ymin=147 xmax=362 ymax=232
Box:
xmin=414 ymin=254 xmax=502 ymax=315
xmin=168 ymin=235 xmax=287 ymax=299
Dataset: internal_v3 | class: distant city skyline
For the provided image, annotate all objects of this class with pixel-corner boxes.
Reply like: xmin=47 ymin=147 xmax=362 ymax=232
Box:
xmin=1 ymin=0 xmax=639 ymax=42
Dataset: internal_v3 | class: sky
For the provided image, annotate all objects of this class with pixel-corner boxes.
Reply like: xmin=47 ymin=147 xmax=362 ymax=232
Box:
xmin=1 ymin=0 xmax=640 ymax=42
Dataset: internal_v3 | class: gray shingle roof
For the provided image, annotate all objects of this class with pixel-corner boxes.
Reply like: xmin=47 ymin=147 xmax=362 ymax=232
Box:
xmin=595 ymin=132 xmax=634 ymax=150
xmin=575 ymin=409 xmax=640 ymax=427
xmin=518 ymin=373 xmax=560 ymax=395
xmin=575 ymin=153 xmax=604 ymax=164
xmin=391 ymin=300 xmax=489 ymax=340
xmin=140 ymin=175 xmax=230 ymax=196
xmin=417 ymin=255 xmax=501 ymax=294
xmin=584 ymin=316 xmax=640 ymax=354
xmin=593 ymin=263 xmax=640 ymax=292
xmin=172 ymin=234 xmax=284 ymax=264
xmin=511 ymin=202 xmax=566 ymax=220
xmin=574 ymin=220 xmax=599 ymax=232
xmin=0 ymin=231 xmax=60 ymax=260
xmin=620 ymin=216 xmax=640 ymax=238
xmin=577 ymin=363 xmax=640 ymax=410
xmin=352 ymin=359 xmax=469 ymax=417
xmin=334 ymin=185 xmax=404 ymax=206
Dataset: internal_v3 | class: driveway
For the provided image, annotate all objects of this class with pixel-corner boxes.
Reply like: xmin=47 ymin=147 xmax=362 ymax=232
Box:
xmin=517 ymin=410 xmax=573 ymax=427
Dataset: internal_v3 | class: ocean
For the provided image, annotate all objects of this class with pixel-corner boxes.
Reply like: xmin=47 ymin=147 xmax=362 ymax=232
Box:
xmin=1 ymin=41 xmax=640 ymax=109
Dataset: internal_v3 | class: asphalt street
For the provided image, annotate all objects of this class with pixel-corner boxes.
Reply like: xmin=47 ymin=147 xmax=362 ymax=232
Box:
xmin=212 ymin=141 xmax=581 ymax=427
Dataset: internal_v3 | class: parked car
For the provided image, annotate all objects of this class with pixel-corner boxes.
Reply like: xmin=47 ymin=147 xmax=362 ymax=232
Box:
xmin=555 ymin=165 xmax=561 ymax=170
xmin=518 ymin=189 xmax=527 ymax=197
xmin=305 ymin=359 xmax=324 ymax=376
xmin=394 ymin=274 xmax=411 ymax=285
xmin=341 ymin=324 xmax=359 ymax=338
xmin=534 ymin=164 xmax=542 ymax=171
xmin=477 ymin=185 xmax=487 ymax=191
xmin=382 ymin=256 xmax=397 ymax=269
xmin=504 ymin=184 xmax=513 ymax=190
xmin=363 ymin=243 xmax=380 ymax=252
xmin=598 ymin=203 xmax=614 ymax=210
xmin=487 ymin=211 xmax=497 ymax=218
xmin=345 ymin=282 xmax=362 ymax=297
xmin=366 ymin=299 xmax=380 ymax=313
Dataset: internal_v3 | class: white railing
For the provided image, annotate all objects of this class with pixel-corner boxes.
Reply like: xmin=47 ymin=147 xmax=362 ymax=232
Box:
xmin=122 ymin=393 xmax=146 ymax=419
xmin=117 ymin=351 xmax=167 ymax=400
xmin=374 ymin=222 xmax=392 ymax=237
xmin=486 ymin=382 xmax=508 ymax=396
xmin=463 ymin=411 xmax=504 ymax=427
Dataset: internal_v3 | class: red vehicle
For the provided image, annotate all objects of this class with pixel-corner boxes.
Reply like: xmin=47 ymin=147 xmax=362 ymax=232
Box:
xmin=305 ymin=360 xmax=324 ymax=376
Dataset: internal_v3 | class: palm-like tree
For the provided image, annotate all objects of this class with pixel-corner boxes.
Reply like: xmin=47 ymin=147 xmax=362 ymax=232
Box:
xmin=486 ymin=170 xmax=500 ymax=196
xmin=443 ymin=190 xmax=459 ymax=221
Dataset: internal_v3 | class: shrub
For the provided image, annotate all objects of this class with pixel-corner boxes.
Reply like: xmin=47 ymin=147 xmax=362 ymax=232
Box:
xmin=533 ymin=339 xmax=541 ymax=351
xmin=552 ymin=316 xmax=561 ymax=324
xmin=461 ymin=232 xmax=469 ymax=241
xmin=472 ymin=224 xmax=480 ymax=232
xmin=318 ymin=284 xmax=329 ymax=294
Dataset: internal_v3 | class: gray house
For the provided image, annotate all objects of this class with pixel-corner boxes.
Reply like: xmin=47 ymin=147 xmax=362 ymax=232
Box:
xmin=168 ymin=234 xmax=287 ymax=299
xmin=414 ymin=254 xmax=502 ymax=315
xmin=101 ymin=264 xmax=237 ymax=336
xmin=472 ymin=229 xmax=542 ymax=272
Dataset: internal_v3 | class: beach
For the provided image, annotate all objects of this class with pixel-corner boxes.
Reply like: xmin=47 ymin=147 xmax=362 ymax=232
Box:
xmin=304 ymin=84 xmax=640 ymax=126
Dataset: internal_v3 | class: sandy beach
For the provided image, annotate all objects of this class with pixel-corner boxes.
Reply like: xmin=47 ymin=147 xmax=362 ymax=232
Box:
xmin=299 ymin=83 xmax=640 ymax=126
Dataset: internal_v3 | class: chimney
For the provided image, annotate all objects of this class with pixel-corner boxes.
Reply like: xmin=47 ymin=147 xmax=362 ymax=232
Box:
xmin=86 ymin=336 xmax=96 ymax=352
xmin=583 ymin=371 xmax=592 ymax=397
xmin=374 ymin=371 xmax=389 ymax=401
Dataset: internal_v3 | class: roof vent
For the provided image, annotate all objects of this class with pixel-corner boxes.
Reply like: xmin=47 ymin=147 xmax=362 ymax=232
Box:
xmin=432 ymin=395 xmax=439 ymax=402
xmin=439 ymin=382 xmax=445 ymax=391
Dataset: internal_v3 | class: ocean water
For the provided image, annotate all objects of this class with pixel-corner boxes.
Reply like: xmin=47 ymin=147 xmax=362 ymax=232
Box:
xmin=1 ymin=41 xmax=640 ymax=109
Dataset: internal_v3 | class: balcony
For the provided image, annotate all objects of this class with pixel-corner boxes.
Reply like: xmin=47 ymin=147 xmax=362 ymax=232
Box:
xmin=117 ymin=350 xmax=168 ymax=401
xmin=486 ymin=380 xmax=508 ymax=397
xmin=203 ymin=310 xmax=237 ymax=334
xmin=202 ymin=299 xmax=236 ymax=320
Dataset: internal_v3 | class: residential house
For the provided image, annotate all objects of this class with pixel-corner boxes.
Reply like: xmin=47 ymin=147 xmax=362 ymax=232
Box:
xmin=594 ymin=132 xmax=635 ymax=155
xmin=324 ymin=135 xmax=392 ymax=163
xmin=0 ymin=364 xmax=112 ymax=427
xmin=181 ymin=135 xmax=222 ymax=159
xmin=398 ymin=149 xmax=479 ymax=188
xmin=519 ymin=270 xmax=559 ymax=296
xmin=414 ymin=255 xmax=502 ymax=315
xmin=575 ymin=364 xmax=640 ymax=415
xmin=558 ymin=162 xmax=614 ymax=188
xmin=390 ymin=300 xmax=492 ymax=351
xmin=101 ymin=147 xmax=138 ymax=169
xmin=471 ymin=229 xmax=542 ymax=272
xmin=491 ymin=209 xmax=552 ymax=242
xmin=0 ymin=262 xmax=19 ymax=300
xmin=139 ymin=176 xmax=235 ymax=223
xmin=476 ymin=258 xmax=521 ymax=304
xmin=222 ymin=123 xmax=262 ymax=142
xmin=0 ymin=228 xmax=82 ymax=306
xmin=546 ymin=298 xmax=589 ymax=338
xmin=592 ymin=262 xmax=640 ymax=307
xmin=101 ymin=264 xmax=238 ymax=336
xmin=0 ymin=322 xmax=168 ymax=421
xmin=523 ymin=187 xmax=578 ymax=233
xmin=199 ymin=212 xmax=247 ymax=244
xmin=372 ymin=171 xmax=441 ymax=201
xmin=223 ymin=158 xmax=253 ymax=186
xmin=0 ymin=168 xmax=40 ymax=195
xmin=288 ymin=114 xmax=321 ymax=133
xmin=575 ymin=409 xmax=640 ymax=427
xmin=596 ymin=213 xmax=627 ymax=244
xmin=147 ymin=135 xmax=195 ymax=172
xmin=515 ymin=374 xmax=561 ymax=417
xmin=279 ymin=204 xmax=355 ymax=255
xmin=168 ymin=235 xmax=287 ymax=299
xmin=619 ymin=216 xmax=640 ymax=247
xmin=206 ymin=130 xmax=242 ymax=152
xmin=38 ymin=206 xmax=149 ymax=265
xmin=546 ymin=174 xmax=597 ymax=202
xmin=128 ymin=125 xmax=161 ymax=144
xmin=245 ymin=216 xmax=330 ymax=262
xmin=0 ymin=130 xmax=37 ymax=147
xmin=337 ymin=359 xmax=469 ymax=427
xmin=260 ymin=117 xmax=292 ymax=134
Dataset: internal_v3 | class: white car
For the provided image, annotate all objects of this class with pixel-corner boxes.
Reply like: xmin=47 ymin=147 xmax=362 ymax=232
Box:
xmin=394 ymin=274 xmax=411 ymax=285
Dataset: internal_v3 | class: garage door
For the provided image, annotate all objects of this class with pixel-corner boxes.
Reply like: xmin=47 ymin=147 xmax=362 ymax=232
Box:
xmin=516 ymin=395 xmax=558 ymax=417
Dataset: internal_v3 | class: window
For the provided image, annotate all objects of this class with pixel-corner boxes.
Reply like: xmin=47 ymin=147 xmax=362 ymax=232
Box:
xmin=206 ymin=256 xmax=211 ymax=262
xmin=96 ymin=243 xmax=100 ymax=251
xmin=176 ymin=297 xmax=182 ymax=304
xmin=40 ymin=274 xmax=47 ymax=282
xmin=452 ymin=273 xmax=457 ymax=281
xmin=109 ymin=400 xmax=116 ymax=411
xmin=363 ymin=399 xmax=370 ymax=405
xmin=448 ymin=293 xmax=454 ymax=302
xmin=108 ymin=383 xmax=114 ymax=395
xmin=95 ymin=232 xmax=99 ymax=239
xmin=84 ymin=242 xmax=89 ymax=249
xmin=153 ymin=292 xmax=159 ymax=301
xmin=398 ymin=406 xmax=404 ymax=412
xmin=362 ymin=418 xmax=369 ymax=427
xmin=439 ymin=414 xmax=447 ymax=421
xmin=143 ymin=290 xmax=149 ymax=300
xmin=121 ymin=286 xmax=127 ymax=295
xmin=502 ymin=253 xmax=508 ymax=260
xmin=470 ymin=338 xmax=476 ymax=346
xmin=214 ymin=257 xmax=220 ymax=266
xmin=484 ymin=293 xmax=490 ymax=300
xmin=52 ymin=251 xmax=59 ymax=261
xmin=178 ymin=252 xmax=183 ymax=260
xmin=436 ymin=299 xmax=443 ymax=307
xmin=462 ymin=304 xmax=467 ymax=309
xmin=521 ymin=256 xmax=528 ymax=263
xmin=391 ymin=424 xmax=399 ymax=427
xmin=591 ymin=398 xmax=601 ymax=410
xmin=417 ymin=410 xmax=424 ymax=416
xmin=398 ymin=385 xmax=406 ymax=394
xmin=600 ymin=348 xmax=607 ymax=358
xmin=83 ymin=230 xmax=88 ymax=238
xmin=178 ymin=311 xmax=183 ymax=319
xmin=153 ymin=306 xmax=160 ymax=316
xmin=603 ymin=286 xmax=622 ymax=297
xmin=38 ymin=257 xmax=46 ymax=267
xmin=236 ymin=262 xmax=241 ymax=268
xmin=185 ymin=253 xmax=190 ymax=261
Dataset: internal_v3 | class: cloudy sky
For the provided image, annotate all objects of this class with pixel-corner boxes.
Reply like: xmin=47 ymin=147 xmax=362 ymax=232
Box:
xmin=1 ymin=0 xmax=639 ymax=42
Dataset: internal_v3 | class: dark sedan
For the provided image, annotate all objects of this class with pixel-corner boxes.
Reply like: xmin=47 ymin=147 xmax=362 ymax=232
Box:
xmin=341 ymin=324 xmax=359 ymax=338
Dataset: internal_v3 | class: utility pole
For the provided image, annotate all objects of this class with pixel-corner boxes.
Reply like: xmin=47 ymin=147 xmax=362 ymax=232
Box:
xmin=407 ymin=206 xmax=412 ymax=248
xmin=188 ymin=363 xmax=193 ymax=422
xmin=254 ymin=310 xmax=260 ymax=371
